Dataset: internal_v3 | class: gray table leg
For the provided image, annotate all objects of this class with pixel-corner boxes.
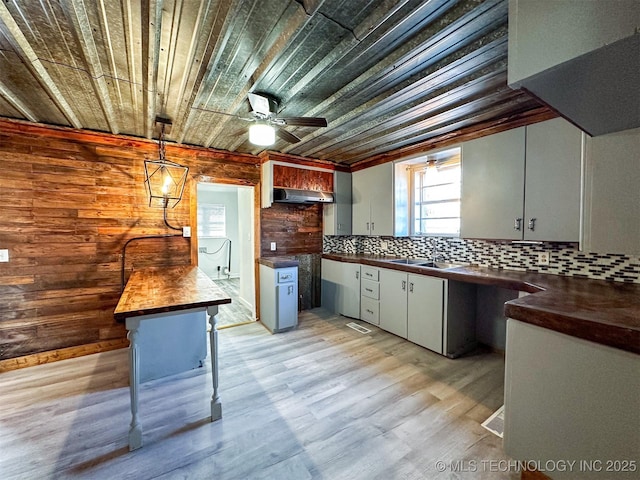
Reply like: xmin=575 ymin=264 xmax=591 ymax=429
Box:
xmin=207 ymin=306 xmax=222 ymax=421
xmin=126 ymin=317 xmax=143 ymax=450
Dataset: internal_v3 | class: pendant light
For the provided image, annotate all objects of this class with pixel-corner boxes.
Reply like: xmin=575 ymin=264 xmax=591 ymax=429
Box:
xmin=143 ymin=117 xmax=189 ymax=209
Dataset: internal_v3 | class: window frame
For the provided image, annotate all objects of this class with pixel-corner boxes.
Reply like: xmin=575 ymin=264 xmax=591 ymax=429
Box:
xmin=408 ymin=149 xmax=461 ymax=237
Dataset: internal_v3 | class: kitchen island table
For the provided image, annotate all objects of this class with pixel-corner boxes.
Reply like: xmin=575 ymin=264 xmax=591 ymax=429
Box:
xmin=114 ymin=266 xmax=231 ymax=450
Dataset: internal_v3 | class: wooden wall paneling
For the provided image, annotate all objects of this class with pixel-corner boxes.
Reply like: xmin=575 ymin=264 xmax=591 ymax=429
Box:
xmin=0 ymin=119 xmax=260 ymax=365
xmin=272 ymin=164 xmax=334 ymax=191
xmin=260 ymin=203 xmax=323 ymax=257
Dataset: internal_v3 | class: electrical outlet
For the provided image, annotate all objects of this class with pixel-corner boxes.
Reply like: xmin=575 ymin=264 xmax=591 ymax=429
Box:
xmin=199 ymin=247 xmax=207 ymax=254
xmin=0 ymin=249 xmax=8 ymax=262
xmin=270 ymin=242 xmax=276 ymax=251
xmin=380 ymin=240 xmax=388 ymax=251
xmin=537 ymin=252 xmax=550 ymax=265
xmin=182 ymin=226 xmax=191 ymax=237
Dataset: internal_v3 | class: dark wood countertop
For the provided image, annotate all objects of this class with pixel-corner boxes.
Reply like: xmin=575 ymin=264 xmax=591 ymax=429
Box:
xmin=323 ymin=253 xmax=640 ymax=354
xmin=114 ymin=266 xmax=231 ymax=322
xmin=258 ymin=257 xmax=300 ymax=269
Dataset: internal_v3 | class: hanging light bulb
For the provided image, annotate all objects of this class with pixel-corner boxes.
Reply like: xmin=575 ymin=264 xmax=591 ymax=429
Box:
xmin=425 ymin=158 xmax=438 ymax=174
xmin=143 ymin=118 xmax=189 ymax=208
xmin=249 ymin=123 xmax=275 ymax=146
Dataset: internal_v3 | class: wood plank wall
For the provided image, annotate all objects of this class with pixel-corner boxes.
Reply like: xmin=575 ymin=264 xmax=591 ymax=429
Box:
xmin=0 ymin=119 xmax=260 ymax=364
xmin=260 ymin=203 xmax=323 ymax=257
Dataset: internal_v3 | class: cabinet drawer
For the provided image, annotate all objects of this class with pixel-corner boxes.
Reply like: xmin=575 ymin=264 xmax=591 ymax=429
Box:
xmin=360 ymin=297 xmax=379 ymax=325
xmin=361 ymin=266 xmax=379 ymax=281
xmin=276 ymin=268 xmax=297 ymax=284
xmin=361 ymin=279 xmax=379 ymax=300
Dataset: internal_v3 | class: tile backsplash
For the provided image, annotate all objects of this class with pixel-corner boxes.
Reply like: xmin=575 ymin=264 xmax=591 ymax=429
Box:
xmin=323 ymin=236 xmax=640 ymax=284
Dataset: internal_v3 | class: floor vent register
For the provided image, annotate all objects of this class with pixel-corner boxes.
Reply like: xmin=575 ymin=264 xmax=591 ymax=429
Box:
xmin=346 ymin=322 xmax=372 ymax=334
xmin=481 ymin=405 xmax=504 ymax=438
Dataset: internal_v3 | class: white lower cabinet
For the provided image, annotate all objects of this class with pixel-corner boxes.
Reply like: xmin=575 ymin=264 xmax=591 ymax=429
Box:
xmin=407 ymin=274 xmax=445 ymax=354
xmin=379 ymin=268 xmax=445 ymax=353
xmin=359 ymin=266 xmax=380 ymax=325
xmin=379 ymin=269 xmax=408 ymax=338
xmin=321 ymin=259 xmax=360 ymax=319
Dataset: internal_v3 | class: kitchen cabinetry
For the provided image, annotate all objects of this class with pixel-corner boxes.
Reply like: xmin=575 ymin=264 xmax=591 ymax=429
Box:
xmin=582 ymin=127 xmax=640 ymax=255
xmin=259 ymin=264 xmax=298 ymax=333
xmin=359 ymin=266 xmax=380 ymax=325
xmin=508 ymin=0 xmax=639 ymax=136
xmin=321 ymin=259 xmax=360 ymax=319
xmin=352 ymin=163 xmax=393 ymax=236
xmin=379 ymin=268 xmax=476 ymax=358
xmin=461 ymin=127 xmax=526 ymax=240
xmin=323 ymin=171 xmax=352 ymax=236
xmin=379 ymin=268 xmax=445 ymax=352
xmin=379 ymin=269 xmax=408 ymax=338
xmin=504 ymin=319 xmax=640 ymax=480
xmin=461 ymin=119 xmax=582 ymax=241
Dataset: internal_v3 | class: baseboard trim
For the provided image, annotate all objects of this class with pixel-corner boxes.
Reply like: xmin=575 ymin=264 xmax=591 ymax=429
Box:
xmin=0 ymin=338 xmax=129 ymax=373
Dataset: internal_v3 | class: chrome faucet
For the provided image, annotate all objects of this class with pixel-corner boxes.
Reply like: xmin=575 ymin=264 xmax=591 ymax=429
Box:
xmin=432 ymin=239 xmax=445 ymax=262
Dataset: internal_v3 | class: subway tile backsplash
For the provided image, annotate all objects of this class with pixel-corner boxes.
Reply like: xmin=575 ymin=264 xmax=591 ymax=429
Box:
xmin=323 ymin=236 xmax=640 ymax=284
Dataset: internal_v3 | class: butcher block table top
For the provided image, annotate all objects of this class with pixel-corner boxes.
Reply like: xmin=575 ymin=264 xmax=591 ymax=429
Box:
xmin=323 ymin=254 xmax=640 ymax=355
xmin=114 ymin=266 xmax=231 ymax=321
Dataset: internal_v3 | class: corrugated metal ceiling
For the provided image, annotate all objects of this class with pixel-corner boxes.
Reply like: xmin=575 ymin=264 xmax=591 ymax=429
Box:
xmin=0 ymin=0 xmax=544 ymax=165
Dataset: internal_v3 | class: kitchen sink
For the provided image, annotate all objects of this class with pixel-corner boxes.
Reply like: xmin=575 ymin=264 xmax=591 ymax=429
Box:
xmin=387 ymin=258 xmax=431 ymax=265
xmin=385 ymin=258 xmax=465 ymax=269
xmin=419 ymin=261 xmax=465 ymax=269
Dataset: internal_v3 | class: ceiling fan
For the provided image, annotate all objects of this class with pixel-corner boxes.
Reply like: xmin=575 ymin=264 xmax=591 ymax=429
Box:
xmin=246 ymin=92 xmax=327 ymax=145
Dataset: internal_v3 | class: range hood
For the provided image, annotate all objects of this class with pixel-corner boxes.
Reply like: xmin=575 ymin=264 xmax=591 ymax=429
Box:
xmin=273 ymin=188 xmax=334 ymax=204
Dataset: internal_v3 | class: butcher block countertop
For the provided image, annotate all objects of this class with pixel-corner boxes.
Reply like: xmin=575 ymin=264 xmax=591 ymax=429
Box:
xmin=114 ymin=266 xmax=231 ymax=322
xmin=258 ymin=256 xmax=300 ymax=269
xmin=323 ymin=254 xmax=640 ymax=355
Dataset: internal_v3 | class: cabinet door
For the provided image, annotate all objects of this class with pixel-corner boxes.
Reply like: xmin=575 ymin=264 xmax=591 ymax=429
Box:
xmin=321 ymin=259 xmax=341 ymax=314
xmin=379 ymin=269 xmax=408 ymax=338
xmin=276 ymin=283 xmax=298 ymax=330
xmin=524 ymin=118 xmax=582 ymax=242
xmin=583 ymin=127 xmax=640 ymax=254
xmin=407 ymin=274 xmax=444 ymax=354
xmin=351 ymin=168 xmax=371 ymax=235
xmin=340 ymin=263 xmax=361 ymax=319
xmin=461 ymin=127 xmax=526 ymax=240
xmin=323 ymin=171 xmax=352 ymax=235
xmin=368 ymin=163 xmax=394 ymax=236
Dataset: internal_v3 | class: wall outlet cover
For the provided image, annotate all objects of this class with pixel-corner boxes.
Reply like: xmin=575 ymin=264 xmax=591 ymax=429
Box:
xmin=537 ymin=252 xmax=550 ymax=265
xmin=183 ymin=226 xmax=191 ymax=237
xmin=0 ymin=249 xmax=8 ymax=262
xmin=380 ymin=241 xmax=388 ymax=251
xmin=270 ymin=242 xmax=276 ymax=251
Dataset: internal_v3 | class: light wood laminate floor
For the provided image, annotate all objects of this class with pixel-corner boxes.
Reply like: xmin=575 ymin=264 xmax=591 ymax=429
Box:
xmin=0 ymin=309 xmax=516 ymax=479
xmin=213 ymin=277 xmax=255 ymax=328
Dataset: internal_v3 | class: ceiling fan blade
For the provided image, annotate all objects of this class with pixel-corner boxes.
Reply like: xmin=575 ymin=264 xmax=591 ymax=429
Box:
xmin=276 ymin=128 xmax=301 ymax=144
xmin=280 ymin=116 xmax=328 ymax=127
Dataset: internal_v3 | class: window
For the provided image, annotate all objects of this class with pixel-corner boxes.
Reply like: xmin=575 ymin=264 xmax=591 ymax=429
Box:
xmin=410 ymin=148 xmax=461 ymax=236
xmin=197 ymin=204 xmax=226 ymax=237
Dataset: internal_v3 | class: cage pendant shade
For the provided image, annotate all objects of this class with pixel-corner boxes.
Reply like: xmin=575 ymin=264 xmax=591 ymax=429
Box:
xmin=144 ymin=159 xmax=188 ymax=208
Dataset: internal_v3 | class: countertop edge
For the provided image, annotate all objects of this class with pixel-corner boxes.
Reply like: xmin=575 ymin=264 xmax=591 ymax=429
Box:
xmin=322 ymin=253 xmax=640 ymax=355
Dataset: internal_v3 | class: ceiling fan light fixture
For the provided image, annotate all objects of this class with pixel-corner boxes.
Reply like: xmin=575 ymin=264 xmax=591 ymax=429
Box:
xmin=249 ymin=123 xmax=275 ymax=146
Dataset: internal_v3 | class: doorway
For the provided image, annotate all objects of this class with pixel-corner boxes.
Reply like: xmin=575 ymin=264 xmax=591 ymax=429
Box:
xmin=196 ymin=183 xmax=256 ymax=328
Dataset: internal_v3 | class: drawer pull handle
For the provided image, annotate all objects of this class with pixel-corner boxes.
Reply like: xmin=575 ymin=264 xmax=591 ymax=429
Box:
xmin=402 ymin=280 xmax=406 ymax=291
xmin=366 ymin=288 xmax=373 ymax=293
xmin=366 ymin=309 xmax=373 ymax=314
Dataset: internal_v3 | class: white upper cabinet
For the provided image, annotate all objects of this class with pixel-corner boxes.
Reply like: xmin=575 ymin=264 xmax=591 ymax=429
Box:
xmin=523 ymin=118 xmax=583 ymax=242
xmin=461 ymin=127 xmax=526 ymax=241
xmin=352 ymin=163 xmax=394 ymax=236
xmin=582 ymin=128 xmax=640 ymax=255
xmin=461 ymin=118 xmax=583 ymax=242
xmin=323 ymin=171 xmax=352 ymax=236
xmin=508 ymin=0 xmax=640 ymax=136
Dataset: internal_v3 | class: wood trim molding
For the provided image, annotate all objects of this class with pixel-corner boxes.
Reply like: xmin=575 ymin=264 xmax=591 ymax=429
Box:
xmin=0 ymin=339 xmax=129 ymax=373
